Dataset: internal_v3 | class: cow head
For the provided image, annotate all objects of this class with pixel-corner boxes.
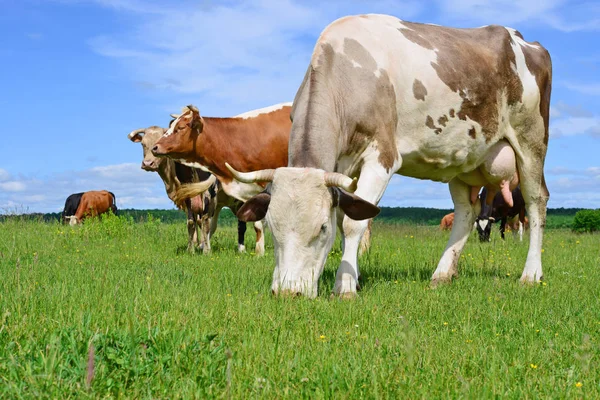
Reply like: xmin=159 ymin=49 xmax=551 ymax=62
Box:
xmin=227 ymin=164 xmax=380 ymax=298
xmin=128 ymin=126 xmax=168 ymax=171
xmin=476 ymin=217 xmax=495 ymax=242
xmin=66 ymin=216 xmax=80 ymax=226
xmin=152 ymin=105 xmax=203 ymax=159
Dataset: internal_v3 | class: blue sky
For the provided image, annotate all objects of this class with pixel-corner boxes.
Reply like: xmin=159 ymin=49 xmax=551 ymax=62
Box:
xmin=1 ymin=0 xmax=599 ymax=213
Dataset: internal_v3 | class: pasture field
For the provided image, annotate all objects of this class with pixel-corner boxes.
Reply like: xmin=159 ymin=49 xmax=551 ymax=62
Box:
xmin=0 ymin=215 xmax=599 ymax=398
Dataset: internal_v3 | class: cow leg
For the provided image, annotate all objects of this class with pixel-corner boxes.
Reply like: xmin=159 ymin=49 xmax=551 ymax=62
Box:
xmin=358 ymin=219 xmax=372 ymax=256
xmin=185 ymin=199 xmax=197 ymax=253
xmin=518 ymin=208 xmax=526 ymax=242
xmin=200 ymin=213 xmax=211 ymax=254
xmin=431 ymin=179 xmax=479 ymax=286
xmin=334 ymin=164 xmax=391 ymax=297
xmin=500 ymin=217 xmax=507 ymax=240
xmin=518 ymin=165 xmax=548 ymax=283
xmin=253 ymin=221 xmax=265 ymax=256
xmin=237 ymin=220 xmax=247 ymax=253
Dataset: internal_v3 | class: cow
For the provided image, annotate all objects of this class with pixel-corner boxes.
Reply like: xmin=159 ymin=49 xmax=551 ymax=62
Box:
xmin=67 ymin=190 xmax=117 ymax=225
xmin=153 ymin=103 xmax=374 ymax=256
xmin=476 ymin=187 xmax=527 ymax=242
xmin=128 ymin=126 xmax=248 ymax=253
xmin=440 ymin=212 xmax=454 ymax=231
xmin=227 ymin=15 xmax=551 ymax=298
xmin=61 ymin=192 xmax=84 ymax=224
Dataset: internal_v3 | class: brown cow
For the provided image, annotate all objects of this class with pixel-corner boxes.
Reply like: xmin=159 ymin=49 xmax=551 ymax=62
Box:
xmin=153 ymin=103 xmax=372 ymax=255
xmin=440 ymin=212 xmax=454 ymax=231
xmin=68 ymin=190 xmax=116 ymax=225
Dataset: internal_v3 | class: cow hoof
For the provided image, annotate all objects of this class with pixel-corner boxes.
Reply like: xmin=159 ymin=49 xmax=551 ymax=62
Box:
xmin=331 ymin=292 xmax=358 ymax=300
xmin=519 ymin=275 xmax=542 ymax=285
xmin=430 ymin=275 xmax=454 ymax=289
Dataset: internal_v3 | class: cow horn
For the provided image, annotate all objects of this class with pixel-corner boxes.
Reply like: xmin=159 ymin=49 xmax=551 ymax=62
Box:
xmin=225 ymin=162 xmax=275 ymax=183
xmin=170 ymin=113 xmax=180 ymax=119
xmin=127 ymin=128 xmax=146 ymax=140
xmin=324 ymin=172 xmax=358 ymax=193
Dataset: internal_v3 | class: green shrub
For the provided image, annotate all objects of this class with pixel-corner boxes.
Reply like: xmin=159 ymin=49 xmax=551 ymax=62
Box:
xmin=572 ymin=209 xmax=600 ymax=233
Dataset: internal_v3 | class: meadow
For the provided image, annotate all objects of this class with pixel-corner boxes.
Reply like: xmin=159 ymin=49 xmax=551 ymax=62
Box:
xmin=0 ymin=214 xmax=598 ymax=398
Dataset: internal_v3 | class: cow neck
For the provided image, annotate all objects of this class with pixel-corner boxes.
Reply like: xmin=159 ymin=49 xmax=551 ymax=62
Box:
xmin=288 ymin=122 xmax=339 ymax=171
xmin=157 ymin=158 xmax=179 ymax=202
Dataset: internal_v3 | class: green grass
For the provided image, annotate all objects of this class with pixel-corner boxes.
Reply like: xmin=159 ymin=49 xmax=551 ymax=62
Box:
xmin=0 ymin=215 xmax=599 ymax=398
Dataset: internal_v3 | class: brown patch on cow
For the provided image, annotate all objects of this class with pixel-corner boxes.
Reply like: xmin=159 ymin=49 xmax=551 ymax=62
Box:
xmin=290 ymin=39 xmax=398 ymax=172
xmin=413 ymin=79 xmax=428 ymax=101
xmin=449 ymin=108 xmax=455 ymax=118
xmin=398 ymin=23 xmax=525 ymax=142
xmin=397 ymin=27 xmax=434 ymax=50
xmin=438 ymin=115 xmax=448 ymax=126
xmin=425 ymin=115 xmax=442 ymax=134
xmin=468 ymin=127 xmax=477 ymax=139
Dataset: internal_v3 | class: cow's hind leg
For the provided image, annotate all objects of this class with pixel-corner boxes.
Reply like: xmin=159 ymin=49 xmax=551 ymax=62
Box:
xmin=334 ymin=163 xmax=391 ymax=297
xmin=431 ymin=179 xmax=479 ymax=286
xmin=518 ymin=164 xmax=548 ymax=283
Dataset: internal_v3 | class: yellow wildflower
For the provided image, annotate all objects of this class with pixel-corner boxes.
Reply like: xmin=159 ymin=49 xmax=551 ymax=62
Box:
xmin=576 ymin=382 xmax=583 ymax=388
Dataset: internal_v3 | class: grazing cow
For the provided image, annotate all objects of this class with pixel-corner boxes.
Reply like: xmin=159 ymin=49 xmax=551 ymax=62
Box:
xmin=68 ymin=190 xmax=117 ymax=225
xmin=476 ymin=187 xmax=527 ymax=242
xmin=228 ymin=15 xmax=551 ymax=297
xmin=128 ymin=126 xmax=247 ymax=253
xmin=61 ymin=192 xmax=84 ymax=224
xmin=440 ymin=212 xmax=455 ymax=231
xmin=153 ymin=103 xmax=374 ymax=256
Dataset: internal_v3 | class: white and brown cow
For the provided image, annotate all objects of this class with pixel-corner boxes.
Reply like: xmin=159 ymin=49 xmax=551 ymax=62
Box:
xmin=128 ymin=126 xmax=247 ymax=253
xmin=229 ymin=15 xmax=551 ymax=297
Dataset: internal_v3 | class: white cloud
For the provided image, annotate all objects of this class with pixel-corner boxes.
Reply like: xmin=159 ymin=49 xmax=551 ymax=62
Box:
xmin=0 ymin=181 xmax=26 ymax=192
xmin=437 ymin=0 xmax=600 ymax=32
xmin=563 ymin=82 xmax=600 ymax=96
xmin=550 ymin=116 xmax=600 ymax=138
xmin=86 ymin=0 xmax=423 ymax=112
xmin=0 ymin=168 xmax=9 ymax=182
xmin=0 ymin=163 xmax=176 ymax=213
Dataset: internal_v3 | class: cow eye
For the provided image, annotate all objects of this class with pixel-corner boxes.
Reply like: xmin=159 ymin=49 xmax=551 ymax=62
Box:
xmin=320 ymin=223 xmax=327 ymax=233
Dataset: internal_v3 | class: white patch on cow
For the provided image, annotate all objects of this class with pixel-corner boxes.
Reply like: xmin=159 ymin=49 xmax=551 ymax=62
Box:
xmin=477 ymin=219 xmax=489 ymax=231
xmin=235 ymin=102 xmax=292 ymax=119
xmin=374 ymin=69 xmax=381 ymax=78
xmin=507 ymin=29 xmax=540 ymax=108
xmin=238 ymin=244 xmax=246 ymax=253
xmin=351 ymin=60 xmax=362 ymax=68
xmin=506 ymin=28 xmax=540 ymax=49
xmin=175 ymin=159 xmax=211 ymax=172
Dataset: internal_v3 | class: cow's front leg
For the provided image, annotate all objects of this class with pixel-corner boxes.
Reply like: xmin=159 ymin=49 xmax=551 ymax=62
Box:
xmin=431 ymin=179 xmax=479 ymax=286
xmin=334 ymin=163 xmax=391 ymax=297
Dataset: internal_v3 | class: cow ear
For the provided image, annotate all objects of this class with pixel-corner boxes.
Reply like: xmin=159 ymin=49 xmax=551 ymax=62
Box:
xmin=130 ymin=133 xmax=143 ymax=143
xmin=333 ymin=188 xmax=380 ymax=221
xmin=192 ymin=116 xmax=204 ymax=132
xmin=236 ymin=192 xmax=271 ymax=222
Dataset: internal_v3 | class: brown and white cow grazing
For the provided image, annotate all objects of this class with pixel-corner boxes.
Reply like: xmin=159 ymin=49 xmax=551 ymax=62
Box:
xmin=128 ymin=126 xmax=246 ymax=253
xmin=440 ymin=212 xmax=454 ymax=231
xmin=68 ymin=190 xmax=116 ymax=225
xmin=229 ymin=15 xmax=551 ymax=297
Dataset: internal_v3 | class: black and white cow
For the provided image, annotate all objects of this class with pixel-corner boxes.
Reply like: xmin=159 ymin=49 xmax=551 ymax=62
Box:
xmin=476 ymin=187 xmax=527 ymax=242
xmin=61 ymin=192 xmax=84 ymax=224
xmin=228 ymin=15 xmax=551 ymax=297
